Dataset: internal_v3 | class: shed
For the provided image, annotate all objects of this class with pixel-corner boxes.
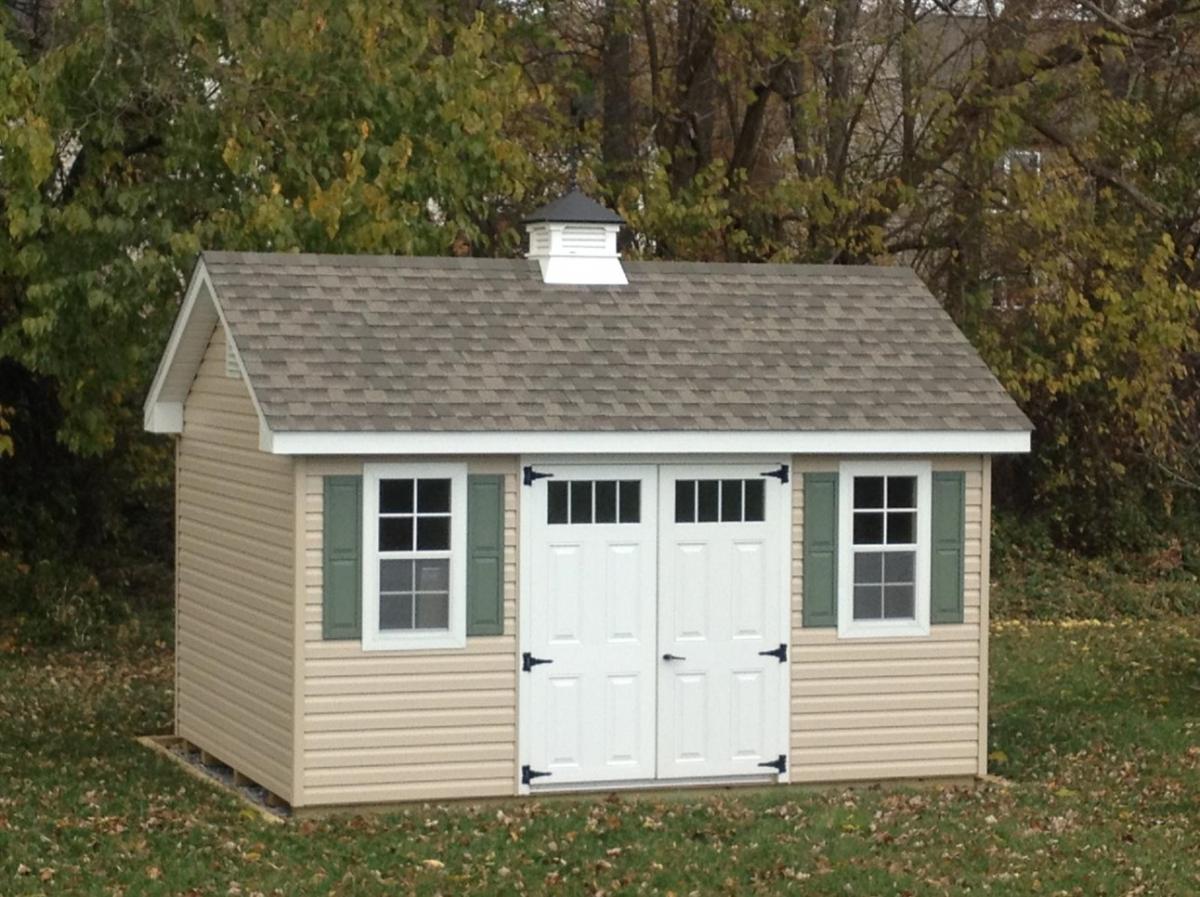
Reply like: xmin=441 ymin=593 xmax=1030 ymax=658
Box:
xmin=143 ymin=190 xmax=1031 ymax=810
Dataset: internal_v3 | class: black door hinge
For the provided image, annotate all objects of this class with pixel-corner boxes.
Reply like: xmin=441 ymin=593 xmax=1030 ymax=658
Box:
xmin=761 ymin=464 xmax=789 ymax=484
xmin=522 ymin=652 xmax=553 ymax=672
xmin=758 ymin=754 xmax=787 ymax=774
xmin=522 ymin=765 xmax=552 ymax=785
xmin=523 ymin=465 xmax=553 ymax=487
xmin=758 ymin=643 xmax=787 ymax=663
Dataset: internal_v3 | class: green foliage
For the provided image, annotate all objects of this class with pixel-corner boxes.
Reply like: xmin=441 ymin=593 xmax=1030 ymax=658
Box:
xmin=1 ymin=621 xmax=1197 ymax=893
xmin=991 ymin=510 xmax=1200 ymax=620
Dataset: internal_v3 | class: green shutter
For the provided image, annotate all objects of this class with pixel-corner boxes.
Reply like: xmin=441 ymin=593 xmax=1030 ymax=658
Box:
xmin=322 ymin=476 xmax=362 ymax=640
xmin=466 ymin=474 xmax=505 ymax=636
xmin=802 ymin=472 xmax=838 ymax=627
xmin=931 ymin=471 xmax=966 ymax=624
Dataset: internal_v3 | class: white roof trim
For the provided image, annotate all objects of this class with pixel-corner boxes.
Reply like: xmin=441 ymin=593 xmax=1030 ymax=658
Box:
xmin=263 ymin=429 xmax=1031 ymax=456
xmin=142 ymin=258 xmax=272 ymax=443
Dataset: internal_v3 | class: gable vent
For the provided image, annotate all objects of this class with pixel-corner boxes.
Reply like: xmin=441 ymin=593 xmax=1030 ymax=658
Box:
xmin=225 ymin=338 xmax=240 ymax=378
xmin=523 ymin=189 xmax=627 ymax=286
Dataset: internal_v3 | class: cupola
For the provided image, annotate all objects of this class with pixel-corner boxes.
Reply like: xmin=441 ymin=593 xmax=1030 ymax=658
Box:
xmin=523 ymin=189 xmax=627 ymax=286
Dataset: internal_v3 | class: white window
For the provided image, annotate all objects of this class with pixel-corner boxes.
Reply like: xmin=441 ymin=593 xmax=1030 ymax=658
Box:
xmin=362 ymin=462 xmax=468 ymax=651
xmin=837 ymin=460 xmax=931 ymax=639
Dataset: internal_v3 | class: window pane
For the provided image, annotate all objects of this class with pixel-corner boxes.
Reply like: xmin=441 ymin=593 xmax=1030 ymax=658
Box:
xmin=380 ymin=558 xmax=414 ymax=592
xmin=887 ymin=512 xmax=916 ymax=545
xmin=853 ymin=551 xmax=884 ymax=585
xmin=883 ymin=551 xmax=915 ymax=584
xmin=379 ymin=593 xmax=413 ymax=630
xmin=853 ymin=512 xmax=884 ymax=545
xmin=415 ymin=558 xmax=449 ymax=592
xmin=569 ymin=481 xmax=592 ymax=524
xmin=618 ymin=481 xmax=640 ymax=523
xmin=883 ymin=584 xmax=915 ymax=619
xmin=380 ymin=479 xmax=414 ymax=514
xmin=887 ymin=476 xmax=916 ymax=509
xmin=595 ymin=481 xmax=617 ymax=523
xmin=417 ymin=478 xmax=451 ymax=513
xmin=697 ymin=480 xmax=719 ymax=522
xmin=380 ymin=517 xmax=413 ymax=552
xmin=414 ymin=594 xmax=449 ymax=629
xmin=721 ymin=480 xmax=742 ymax=522
xmin=853 ymin=585 xmax=882 ymax=620
xmin=416 ymin=516 xmax=450 ymax=550
xmin=743 ymin=480 xmax=765 ymax=522
xmin=854 ymin=476 xmax=885 ymax=509
xmin=674 ymin=481 xmax=695 ymax=523
xmin=547 ymin=481 xmax=568 ymax=524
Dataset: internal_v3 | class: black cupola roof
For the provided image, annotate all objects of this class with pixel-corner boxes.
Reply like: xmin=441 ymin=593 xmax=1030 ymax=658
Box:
xmin=522 ymin=188 xmax=625 ymax=225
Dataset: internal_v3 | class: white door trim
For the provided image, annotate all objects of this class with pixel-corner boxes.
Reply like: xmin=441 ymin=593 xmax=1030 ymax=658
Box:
xmin=517 ymin=458 xmax=793 ymax=794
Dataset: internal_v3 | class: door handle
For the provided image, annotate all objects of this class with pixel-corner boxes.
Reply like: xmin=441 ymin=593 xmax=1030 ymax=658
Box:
xmin=662 ymin=653 xmax=687 ymax=662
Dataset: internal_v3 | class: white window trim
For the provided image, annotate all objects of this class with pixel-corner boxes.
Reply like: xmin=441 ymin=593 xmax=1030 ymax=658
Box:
xmin=362 ymin=461 xmax=468 ymax=652
xmin=837 ymin=460 xmax=932 ymax=639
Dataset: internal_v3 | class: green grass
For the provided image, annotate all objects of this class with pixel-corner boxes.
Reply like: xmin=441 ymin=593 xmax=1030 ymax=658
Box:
xmin=1 ymin=620 xmax=1198 ymax=896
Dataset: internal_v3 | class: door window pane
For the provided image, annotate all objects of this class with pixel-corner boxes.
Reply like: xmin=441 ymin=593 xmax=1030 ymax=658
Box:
xmin=618 ymin=481 xmax=640 ymax=523
xmin=675 ymin=481 xmax=695 ymax=523
xmin=569 ymin=480 xmax=592 ymax=524
xmin=697 ymin=480 xmax=720 ymax=522
xmin=743 ymin=480 xmax=765 ymax=522
xmin=720 ymin=480 xmax=742 ymax=522
xmin=595 ymin=480 xmax=618 ymax=523
xmin=547 ymin=481 xmax=568 ymax=524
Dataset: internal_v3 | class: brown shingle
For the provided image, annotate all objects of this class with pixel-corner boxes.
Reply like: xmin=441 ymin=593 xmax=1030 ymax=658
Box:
xmin=203 ymin=252 xmax=1031 ymax=434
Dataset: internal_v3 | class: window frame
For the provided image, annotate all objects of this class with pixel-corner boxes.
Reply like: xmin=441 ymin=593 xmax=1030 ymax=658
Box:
xmin=836 ymin=460 xmax=932 ymax=639
xmin=361 ymin=461 xmax=468 ymax=652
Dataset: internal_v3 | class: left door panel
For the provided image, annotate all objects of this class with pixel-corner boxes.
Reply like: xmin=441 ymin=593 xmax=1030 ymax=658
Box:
xmin=524 ymin=465 xmax=658 ymax=785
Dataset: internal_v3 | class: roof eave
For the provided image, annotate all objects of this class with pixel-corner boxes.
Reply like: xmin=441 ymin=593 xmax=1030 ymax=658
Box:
xmin=261 ymin=428 xmax=1031 ymax=457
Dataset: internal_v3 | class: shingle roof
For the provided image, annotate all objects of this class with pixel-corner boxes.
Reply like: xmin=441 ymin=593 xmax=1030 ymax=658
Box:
xmin=522 ymin=189 xmax=626 ymax=225
xmin=202 ymin=251 xmax=1031 ymax=434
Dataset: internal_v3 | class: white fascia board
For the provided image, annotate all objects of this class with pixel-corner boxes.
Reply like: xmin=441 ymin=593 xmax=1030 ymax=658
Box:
xmin=265 ymin=428 xmax=1031 ymax=457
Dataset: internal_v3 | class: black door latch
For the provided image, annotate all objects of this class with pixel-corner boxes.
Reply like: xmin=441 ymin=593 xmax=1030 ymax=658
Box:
xmin=760 ymin=464 xmax=789 ymax=483
xmin=521 ymin=765 xmax=552 ymax=785
xmin=758 ymin=754 xmax=787 ymax=774
xmin=523 ymin=465 xmax=553 ymax=486
xmin=662 ymin=653 xmax=687 ymax=662
xmin=522 ymin=652 xmax=553 ymax=672
xmin=758 ymin=643 xmax=787 ymax=663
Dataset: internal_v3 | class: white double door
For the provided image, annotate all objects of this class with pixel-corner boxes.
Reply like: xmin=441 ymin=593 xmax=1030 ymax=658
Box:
xmin=523 ymin=463 xmax=788 ymax=786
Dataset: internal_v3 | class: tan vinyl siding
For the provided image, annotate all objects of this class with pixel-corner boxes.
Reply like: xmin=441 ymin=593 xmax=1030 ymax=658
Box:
xmin=300 ymin=458 xmax=519 ymax=806
xmin=176 ymin=325 xmax=295 ymax=801
xmin=789 ymin=455 xmax=986 ymax=783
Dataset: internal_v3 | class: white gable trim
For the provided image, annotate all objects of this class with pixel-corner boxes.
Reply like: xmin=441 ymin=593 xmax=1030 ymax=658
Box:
xmin=142 ymin=259 xmax=272 ymax=445
xmin=262 ymin=429 xmax=1030 ymax=456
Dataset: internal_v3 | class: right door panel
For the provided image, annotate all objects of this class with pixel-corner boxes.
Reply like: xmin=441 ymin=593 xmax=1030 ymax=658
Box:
xmin=656 ymin=465 xmax=788 ymax=779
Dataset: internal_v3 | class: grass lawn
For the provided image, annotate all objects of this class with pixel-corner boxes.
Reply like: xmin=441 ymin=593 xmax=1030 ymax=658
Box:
xmin=0 ymin=620 xmax=1197 ymax=896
